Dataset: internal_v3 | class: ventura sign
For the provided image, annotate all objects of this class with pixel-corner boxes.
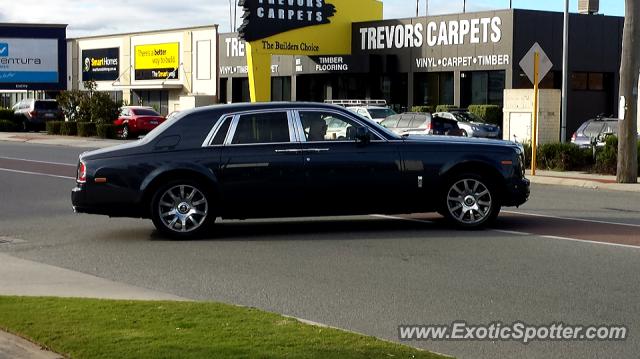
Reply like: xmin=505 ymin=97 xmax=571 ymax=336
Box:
xmin=0 ymin=38 xmax=58 ymax=83
xmin=359 ymin=16 xmax=503 ymax=50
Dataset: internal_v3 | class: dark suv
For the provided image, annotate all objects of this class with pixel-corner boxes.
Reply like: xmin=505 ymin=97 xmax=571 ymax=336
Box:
xmin=72 ymin=103 xmax=529 ymax=238
xmin=13 ymin=99 xmax=63 ymax=131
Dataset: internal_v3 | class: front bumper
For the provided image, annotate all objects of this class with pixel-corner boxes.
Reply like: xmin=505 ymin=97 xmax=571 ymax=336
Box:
xmin=502 ymin=177 xmax=530 ymax=207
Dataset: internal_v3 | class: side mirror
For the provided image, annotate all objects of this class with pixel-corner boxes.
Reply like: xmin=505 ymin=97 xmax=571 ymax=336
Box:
xmin=355 ymin=127 xmax=371 ymax=145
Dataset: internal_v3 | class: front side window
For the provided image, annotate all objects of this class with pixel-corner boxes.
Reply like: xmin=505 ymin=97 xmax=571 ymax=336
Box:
xmin=232 ymin=112 xmax=290 ymax=144
xmin=299 ymin=111 xmax=380 ymax=142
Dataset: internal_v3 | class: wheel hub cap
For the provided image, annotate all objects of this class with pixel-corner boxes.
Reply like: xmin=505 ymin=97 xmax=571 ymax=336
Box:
xmin=446 ymin=179 xmax=492 ymax=225
xmin=158 ymin=185 xmax=209 ymax=233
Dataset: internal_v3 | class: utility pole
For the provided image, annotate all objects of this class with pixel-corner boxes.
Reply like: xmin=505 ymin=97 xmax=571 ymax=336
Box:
xmin=416 ymin=0 xmax=419 ymax=17
xmin=463 ymin=0 xmax=466 ymax=13
xmin=510 ymin=0 xmax=512 ymax=9
xmin=617 ymin=0 xmax=640 ymax=183
xmin=561 ymin=0 xmax=569 ymax=142
xmin=425 ymin=0 xmax=429 ymax=16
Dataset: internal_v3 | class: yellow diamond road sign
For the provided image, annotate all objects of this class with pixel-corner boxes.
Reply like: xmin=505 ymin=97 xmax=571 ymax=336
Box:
xmin=519 ymin=42 xmax=553 ymax=85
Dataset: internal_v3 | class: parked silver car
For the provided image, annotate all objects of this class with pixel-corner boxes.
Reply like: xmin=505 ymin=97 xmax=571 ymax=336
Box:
xmin=571 ymin=117 xmax=620 ymax=148
xmin=435 ymin=110 xmax=501 ymax=139
xmin=381 ymin=113 xmax=464 ymax=137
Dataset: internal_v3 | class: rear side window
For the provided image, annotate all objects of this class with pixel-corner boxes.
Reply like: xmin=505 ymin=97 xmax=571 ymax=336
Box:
xmin=211 ymin=118 xmax=231 ymax=145
xmin=232 ymin=112 xmax=290 ymax=144
xmin=398 ymin=115 xmax=413 ymax=128
xmin=603 ymin=121 xmax=619 ymax=135
xmin=34 ymin=101 xmax=59 ymax=110
xmin=132 ymin=109 xmax=161 ymax=116
xmin=410 ymin=117 xmax=426 ymax=128
xmin=381 ymin=115 xmax=400 ymax=128
xmin=582 ymin=121 xmax=605 ymax=137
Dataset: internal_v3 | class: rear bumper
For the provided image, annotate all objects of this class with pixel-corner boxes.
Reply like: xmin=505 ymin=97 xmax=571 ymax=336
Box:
xmin=72 ymin=185 xmax=143 ymax=218
xmin=502 ymin=178 xmax=530 ymax=207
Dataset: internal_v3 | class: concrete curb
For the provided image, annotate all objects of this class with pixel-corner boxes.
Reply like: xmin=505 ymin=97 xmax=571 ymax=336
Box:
xmin=0 ymin=330 xmax=63 ymax=359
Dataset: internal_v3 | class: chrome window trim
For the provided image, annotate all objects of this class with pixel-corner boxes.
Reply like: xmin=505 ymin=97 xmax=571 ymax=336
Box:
xmin=224 ymin=109 xmax=295 ymax=146
xmin=201 ymin=114 xmax=233 ymax=147
xmin=293 ymin=108 xmax=387 ymax=143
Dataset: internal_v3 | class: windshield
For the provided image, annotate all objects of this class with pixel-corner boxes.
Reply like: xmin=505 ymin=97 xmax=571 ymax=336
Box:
xmin=368 ymin=108 xmax=397 ymax=119
xmin=351 ymin=112 xmax=401 ymax=139
xmin=132 ymin=108 xmax=161 ymax=116
xmin=453 ymin=112 xmax=485 ymax=123
xmin=35 ymin=101 xmax=59 ymax=110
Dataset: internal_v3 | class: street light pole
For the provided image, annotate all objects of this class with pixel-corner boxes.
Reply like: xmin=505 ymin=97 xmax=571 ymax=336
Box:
xmin=561 ymin=0 xmax=569 ymax=142
xmin=425 ymin=0 xmax=429 ymax=16
xmin=416 ymin=0 xmax=419 ymax=17
xmin=463 ymin=0 xmax=466 ymax=13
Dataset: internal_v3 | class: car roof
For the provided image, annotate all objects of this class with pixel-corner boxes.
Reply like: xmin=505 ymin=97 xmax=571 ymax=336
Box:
xmin=188 ymin=102 xmax=352 ymax=116
xmin=124 ymin=106 xmax=155 ymax=109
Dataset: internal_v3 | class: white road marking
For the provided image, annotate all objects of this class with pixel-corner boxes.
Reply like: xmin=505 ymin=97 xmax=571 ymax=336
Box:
xmin=371 ymin=214 xmax=434 ymax=224
xmin=0 ymin=156 xmax=76 ymax=167
xmin=0 ymin=168 xmax=75 ymax=180
xmin=375 ymin=214 xmax=640 ymax=250
xmin=503 ymin=210 xmax=640 ymax=228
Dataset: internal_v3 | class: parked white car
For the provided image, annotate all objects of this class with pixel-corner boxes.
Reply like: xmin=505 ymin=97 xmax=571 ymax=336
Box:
xmin=436 ymin=110 xmax=501 ymax=139
xmin=347 ymin=106 xmax=397 ymax=123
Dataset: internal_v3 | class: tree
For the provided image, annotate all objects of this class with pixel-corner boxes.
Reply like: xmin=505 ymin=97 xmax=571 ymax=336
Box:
xmin=618 ymin=0 xmax=640 ymax=183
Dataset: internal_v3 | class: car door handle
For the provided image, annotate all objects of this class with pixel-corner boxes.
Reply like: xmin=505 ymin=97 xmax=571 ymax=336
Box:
xmin=275 ymin=149 xmax=303 ymax=154
xmin=304 ymin=148 xmax=330 ymax=153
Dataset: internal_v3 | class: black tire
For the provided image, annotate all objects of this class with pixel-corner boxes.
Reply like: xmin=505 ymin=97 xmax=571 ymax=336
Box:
xmin=440 ymin=173 xmax=500 ymax=229
xmin=150 ymin=180 xmax=215 ymax=239
xmin=460 ymin=129 xmax=468 ymax=137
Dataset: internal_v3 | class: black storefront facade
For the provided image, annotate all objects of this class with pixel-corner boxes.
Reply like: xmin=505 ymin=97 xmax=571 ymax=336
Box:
xmin=219 ymin=9 xmax=623 ymax=140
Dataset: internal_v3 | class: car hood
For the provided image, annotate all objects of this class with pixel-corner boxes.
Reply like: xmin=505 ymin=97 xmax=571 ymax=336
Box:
xmin=80 ymin=140 xmax=145 ymax=161
xmin=403 ymin=134 xmax=517 ymax=148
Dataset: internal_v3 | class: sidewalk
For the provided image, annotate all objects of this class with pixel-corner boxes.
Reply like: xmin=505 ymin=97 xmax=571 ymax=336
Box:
xmin=0 ymin=132 xmax=127 ymax=149
xmin=527 ymin=170 xmax=640 ymax=193
xmin=0 ymin=252 xmax=187 ymax=359
xmin=1 ymin=132 xmax=639 ymax=192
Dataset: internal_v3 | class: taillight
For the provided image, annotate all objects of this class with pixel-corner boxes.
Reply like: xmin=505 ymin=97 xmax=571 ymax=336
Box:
xmin=571 ymin=132 xmax=577 ymax=142
xmin=77 ymin=161 xmax=87 ymax=183
xmin=29 ymin=110 xmax=38 ymax=117
xmin=427 ymin=122 xmax=433 ymax=135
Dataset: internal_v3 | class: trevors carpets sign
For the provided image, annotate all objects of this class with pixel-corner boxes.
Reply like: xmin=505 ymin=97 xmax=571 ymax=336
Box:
xmin=358 ymin=16 xmax=503 ymax=50
xmin=82 ymin=48 xmax=119 ymax=81
xmin=238 ymin=0 xmax=337 ymax=42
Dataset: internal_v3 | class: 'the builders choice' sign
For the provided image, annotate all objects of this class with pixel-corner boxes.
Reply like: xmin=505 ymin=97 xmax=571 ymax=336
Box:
xmin=82 ymin=48 xmax=119 ymax=81
xmin=134 ymin=42 xmax=180 ymax=81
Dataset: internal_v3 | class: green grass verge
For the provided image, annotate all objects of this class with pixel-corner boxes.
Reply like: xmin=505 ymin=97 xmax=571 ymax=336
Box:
xmin=0 ymin=297 xmax=447 ymax=359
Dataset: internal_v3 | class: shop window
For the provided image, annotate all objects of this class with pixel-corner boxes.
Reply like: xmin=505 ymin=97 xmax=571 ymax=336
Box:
xmin=588 ymin=73 xmax=604 ymax=91
xmin=413 ymin=72 xmax=454 ymax=107
xmin=572 ymin=73 xmax=588 ymax=90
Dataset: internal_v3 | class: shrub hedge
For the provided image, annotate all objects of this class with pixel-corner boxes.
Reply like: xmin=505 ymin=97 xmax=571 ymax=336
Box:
xmin=435 ymin=105 xmax=457 ymax=113
xmin=0 ymin=109 xmax=15 ymax=120
xmin=521 ymin=142 xmax=593 ymax=171
xmin=410 ymin=105 xmax=435 ymax=113
xmin=96 ymin=124 xmax=116 ymax=139
xmin=468 ymin=105 xmax=501 ymax=125
xmin=0 ymin=119 xmax=17 ymax=132
xmin=46 ymin=121 xmax=64 ymax=135
xmin=60 ymin=121 xmax=78 ymax=136
xmin=77 ymin=122 xmax=97 ymax=137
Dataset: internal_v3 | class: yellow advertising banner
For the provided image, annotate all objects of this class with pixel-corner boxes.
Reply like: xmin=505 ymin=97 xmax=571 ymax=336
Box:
xmin=239 ymin=0 xmax=383 ymax=56
xmin=134 ymin=42 xmax=180 ymax=80
xmin=238 ymin=0 xmax=383 ymax=101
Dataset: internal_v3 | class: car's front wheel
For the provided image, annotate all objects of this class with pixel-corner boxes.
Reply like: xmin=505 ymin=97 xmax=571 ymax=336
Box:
xmin=441 ymin=174 xmax=500 ymax=228
xmin=151 ymin=181 xmax=214 ymax=239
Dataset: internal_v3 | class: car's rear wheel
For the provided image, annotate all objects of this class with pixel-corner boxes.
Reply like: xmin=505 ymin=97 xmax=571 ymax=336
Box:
xmin=460 ymin=129 xmax=468 ymax=137
xmin=151 ymin=181 xmax=214 ymax=239
xmin=441 ymin=174 xmax=500 ymax=228
xmin=119 ymin=124 xmax=129 ymax=139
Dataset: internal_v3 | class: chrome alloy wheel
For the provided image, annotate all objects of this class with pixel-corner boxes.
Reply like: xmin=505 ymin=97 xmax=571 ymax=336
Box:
xmin=157 ymin=185 xmax=209 ymax=233
xmin=446 ymin=179 xmax=492 ymax=225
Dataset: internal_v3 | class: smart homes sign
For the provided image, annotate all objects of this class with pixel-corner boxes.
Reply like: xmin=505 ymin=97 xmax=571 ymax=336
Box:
xmin=0 ymin=38 xmax=59 ymax=83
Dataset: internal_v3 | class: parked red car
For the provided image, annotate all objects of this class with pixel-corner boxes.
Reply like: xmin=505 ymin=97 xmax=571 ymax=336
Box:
xmin=115 ymin=106 xmax=166 ymax=139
